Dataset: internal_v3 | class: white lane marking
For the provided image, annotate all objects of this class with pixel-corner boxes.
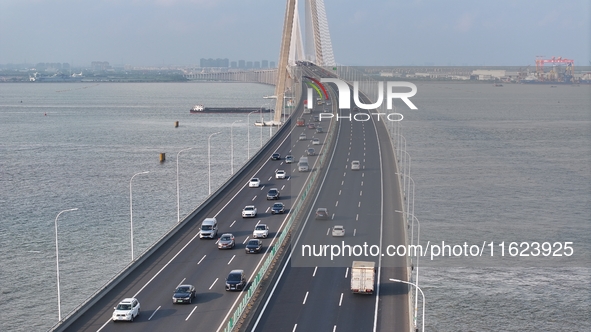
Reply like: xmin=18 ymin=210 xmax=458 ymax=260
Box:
xmin=341 ymin=180 xmax=344 ymax=186
xmin=293 ymin=324 xmax=298 ymax=332
xmin=335 ymin=201 xmax=339 ymax=207
xmin=228 ymin=255 xmax=235 ymax=265
xmin=339 ymin=293 xmax=344 ymax=306
xmin=358 ymin=201 xmax=361 ymax=208
xmin=243 ymin=236 xmax=250 ymax=244
xmin=260 ymin=186 xmax=265 ymax=190
xmin=215 ymin=238 xmax=220 ymax=244
xmin=148 ymin=306 xmax=161 ymax=321
xmin=313 ymin=266 xmax=317 ymax=277
xmin=252 ymin=196 xmax=257 ymax=201
xmin=345 ymin=268 xmax=349 ymax=278
xmin=331 ymin=213 xmax=335 ymax=220
xmin=361 ymin=181 xmax=364 ymax=186
xmin=362 ymin=172 xmax=365 ymax=177
xmin=356 ymin=214 xmax=359 ymax=221
xmin=265 ymin=207 xmax=270 ymax=213
xmin=281 ymin=184 xmax=286 ymax=190
xmin=268 ymin=176 xmax=272 ymax=181
xmin=230 ymin=220 xmax=236 ymax=227
xmin=256 ymin=220 xmax=261 ymax=226
xmin=360 ymin=190 xmax=363 ymax=196
xmin=178 ymin=278 xmax=186 ymax=286
xmin=326 ymin=228 xmax=330 ymax=236
xmin=354 ymin=229 xmax=357 ymax=237
xmin=209 ymin=278 xmax=218 ymax=290
xmin=186 ymin=306 xmax=198 ymax=321
xmin=197 ymin=255 xmax=206 ymax=265
xmin=303 ymin=291 xmax=309 ymax=304
xmin=333 ymin=325 xmax=337 ymax=332
xmin=338 ymin=190 xmax=341 ymax=195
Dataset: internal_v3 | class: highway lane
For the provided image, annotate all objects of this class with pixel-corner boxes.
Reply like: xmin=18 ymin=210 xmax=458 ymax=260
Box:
xmin=60 ymin=81 xmax=335 ymax=332
xmin=251 ymin=79 xmax=410 ymax=331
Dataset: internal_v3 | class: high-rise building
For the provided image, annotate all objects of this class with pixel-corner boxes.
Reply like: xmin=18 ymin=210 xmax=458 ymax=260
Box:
xmin=238 ymin=60 xmax=245 ymax=69
xmin=246 ymin=61 xmax=253 ymax=69
xmin=270 ymin=61 xmax=276 ymax=68
xmin=254 ymin=61 xmax=260 ymax=69
xmin=262 ymin=60 xmax=269 ymax=68
xmin=230 ymin=61 xmax=237 ymax=68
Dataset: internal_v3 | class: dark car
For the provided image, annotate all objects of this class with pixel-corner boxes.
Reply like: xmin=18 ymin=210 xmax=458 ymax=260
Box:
xmin=225 ymin=270 xmax=246 ymax=291
xmin=316 ymin=126 xmax=323 ymax=133
xmin=245 ymin=239 xmax=263 ymax=254
xmin=266 ymin=188 xmax=280 ymax=200
xmin=307 ymin=123 xmax=316 ymax=129
xmin=271 ymin=202 xmax=285 ymax=214
xmin=315 ymin=207 xmax=329 ymax=220
xmin=307 ymin=148 xmax=315 ymax=156
xmin=271 ymin=153 xmax=281 ymax=160
xmin=172 ymin=284 xmax=196 ymax=304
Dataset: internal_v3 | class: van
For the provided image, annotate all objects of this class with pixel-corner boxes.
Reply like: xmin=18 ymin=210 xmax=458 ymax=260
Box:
xmin=298 ymin=156 xmax=309 ymax=172
xmin=199 ymin=217 xmax=218 ymax=239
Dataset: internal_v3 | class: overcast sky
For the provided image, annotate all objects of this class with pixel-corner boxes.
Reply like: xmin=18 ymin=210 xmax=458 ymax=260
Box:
xmin=1 ymin=0 xmax=589 ymax=67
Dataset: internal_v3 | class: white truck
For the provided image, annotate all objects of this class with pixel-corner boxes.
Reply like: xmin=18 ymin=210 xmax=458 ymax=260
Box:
xmin=298 ymin=156 xmax=309 ymax=172
xmin=350 ymin=261 xmax=375 ymax=294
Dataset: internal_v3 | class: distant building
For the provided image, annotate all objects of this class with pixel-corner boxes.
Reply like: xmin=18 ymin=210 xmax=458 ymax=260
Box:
xmin=230 ymin=61 xmax=237 ymax=68
xmin=270 ymin=61 xmax=276 ymax=68
xmin=238 ymin=60 xmax=245 ymax=69
xmin=91 ymin=61 xmax=110 ymax=71
xmin=254 ymin=61 xmax=260 ymax=69
xmin=471 ymin=69 xmax=506 ymax=80
xmin=262 ymin=60 xmax=269 ymax=68
xmin=246 ymin=61 xmax=253 ymax=69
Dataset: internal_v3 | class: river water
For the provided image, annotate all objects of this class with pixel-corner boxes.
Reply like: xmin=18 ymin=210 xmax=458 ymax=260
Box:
xmin=0 ymin=81 xmax=589 ymax=331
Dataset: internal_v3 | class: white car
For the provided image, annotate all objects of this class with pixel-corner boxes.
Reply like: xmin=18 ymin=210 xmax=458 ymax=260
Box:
xmin=299 ymin=133 xmax=307 ymax=141
xmin=312 ymin=138 xmax=320 ymax=145
xmin=351 ymin=160 xmax=360 ymax=170
xmin=253 ymin=224 xmax=269 ymax=238
xmin=242 ymin=205 xmax=257 ymax=218
xmin=332 ymin=225 xmax=345 ymax=237
xmin=275 ymin=170 xmax=286 ymax=179
xmin=112 ymin=298 xmax=140 ymax=322
xmin=249 ymin=178 xmax=260 ymax=188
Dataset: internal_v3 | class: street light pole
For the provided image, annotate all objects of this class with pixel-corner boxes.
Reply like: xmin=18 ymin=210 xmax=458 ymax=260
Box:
xmin=395 ymin=172 xmax=415 ymax=242
xmin=208 ymin=131 xmax=221 ymax=195
xmin=231 ymin=120 xmax=242 ymax=174
xmin=390 ymin=278 xmax=425 ymax=332
xmin=247 ymin=110 xmax=258 ymax=159
xmin=176 ymin=148 xmax=193 ymax=223
xmin=130 ymin=171 xmax=149 ymax=261
xmin=54 ymin=207 xmax=78 ymax=322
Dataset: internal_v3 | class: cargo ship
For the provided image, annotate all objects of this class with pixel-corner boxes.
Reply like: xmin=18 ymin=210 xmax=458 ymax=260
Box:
xmin=190 ymin=105 xmax=273 ymax=113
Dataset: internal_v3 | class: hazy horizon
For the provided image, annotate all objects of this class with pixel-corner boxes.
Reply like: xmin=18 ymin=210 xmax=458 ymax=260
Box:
xmin=1 ymin=0 xmax=589 ymax=67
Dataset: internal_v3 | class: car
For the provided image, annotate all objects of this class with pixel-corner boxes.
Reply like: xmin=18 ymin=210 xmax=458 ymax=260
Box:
xmin=225 ymin=269 xmax=247 ymax=291
xmin=248 ymin=178 xmax=260 ymax=188
xmin=315 ymin=207 xmax=329 ymax=220
xmin=332 ymin=225 xmax=345 ymax=237
xmin=112 ymin=298 xmax=140 ymax=322
xmin=275 ymin=169 xmax=286 ymax=179
xmin=271 ymin=202 xmax=285 ymax=214
xmin=285 ymin=155 xmax=294 ymax=164
xmin=312 ymin=138 xmax=320 ymax=145
xmin=245 ymin=239 xmax=263 ymax=253
xmin=172 ymin=284 xmax=196 ymax=304
xmin=299 ymin=133 xmax=307 ymax=141
xmin=351 ymin=160 xmax=360 ymax=170
xmin=315 ymin=126 xmax=323 ymax=133
xmin=242 ymin=205 xmax=257 ymax=218
xmin=313 ymin=115 xmax=320 ymax=122
xmin=266 ymin=188 xmax=280 ymax=200
xmin=253 ymin=224 xmax=269 ymax=238
xmin=271 ymin=153 xmax=281 ymax=160
xmin=307 ymin=123 xmax=316 ymax=129
xmin=307 ymin=148 xmax=315 ymax=156
xmin=217 ymin=233 xmax=235 ymax=249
